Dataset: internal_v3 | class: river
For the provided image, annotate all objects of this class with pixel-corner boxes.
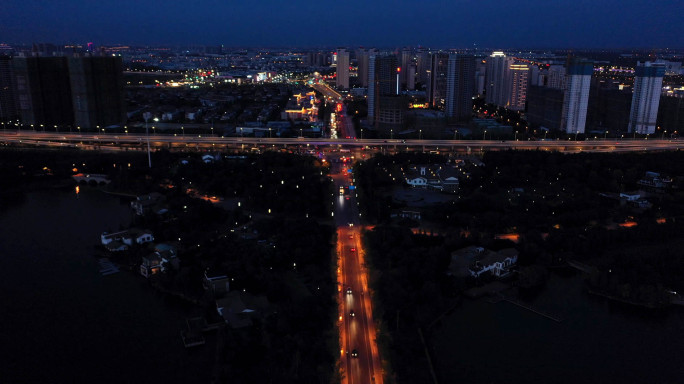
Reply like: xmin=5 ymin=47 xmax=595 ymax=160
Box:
xmin=0 ymin=188 xmax=213 ymax=383
xmin=431 ymin=270 xmax=684 ymax=383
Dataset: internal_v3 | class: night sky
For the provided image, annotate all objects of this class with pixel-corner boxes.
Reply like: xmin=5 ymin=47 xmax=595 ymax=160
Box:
xmin=1 ymin=0 xmax=681 ymax=48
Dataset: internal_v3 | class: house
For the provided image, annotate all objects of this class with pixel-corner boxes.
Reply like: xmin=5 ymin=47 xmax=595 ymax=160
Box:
xmin=620 ymin=192 xmax=642 ymax=202
xmin=204 ymin=269 xmax=230 ymax=296
xmin=637 ymin=171 xmax=672 ymax=189
xmin=438 ymin=167 xmax=460 ymax=194
xmin=101 ymin=230 xmax=129 ymax=245
xmin=123 ymin=229 xmax=154 ymax=246
xmin=155 ymin=243 xmax=179 ymax=272
xmin=140 ymin=254 xmax=162 ymax=278
xmin=215 ymin=291 xmax=274 ymax=329
xmin=202 ymin=153 xmax=222 ymax=163
xmin=449 ymin=246 xmax=496 ymax=278
xmin=405 ymin=174 xmax=428 ymax=187
xmin=105 ymin=240 xmax=129 ymax=252
xmin=469 ymin=248 xmax=519 ymax=277
xmin=448 ymin=246 xmax=518 ymax=278
xmin=404 ymin=164 xmax=452 ymax=191
xmin=131 ymin=192 xmax=166 ymax=216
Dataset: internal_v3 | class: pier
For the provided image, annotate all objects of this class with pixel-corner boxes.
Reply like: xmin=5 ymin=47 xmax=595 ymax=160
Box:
xmin=491 ymin=293 xmax=562 ymax=322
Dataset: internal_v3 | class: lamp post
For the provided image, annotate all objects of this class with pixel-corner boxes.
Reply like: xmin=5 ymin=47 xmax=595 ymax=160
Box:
xmin=604 ymin=131 xmax=608 ymax=140
xmin=361 ymin=128 xmax=363 ymax=140
xmin=419 ymin=129 xmax=422 ymax=140
xmin=483 ymin=130 xmax=487 ymax=140
xmin=390 ymin=129 xmax=393 ymax=140
xmin=143 ymin=112 xmax=152 ymax=168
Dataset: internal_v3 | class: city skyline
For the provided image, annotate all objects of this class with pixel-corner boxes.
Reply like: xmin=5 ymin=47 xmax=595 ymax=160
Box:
xmin=1 ymin=0 xmax=683 ymax=49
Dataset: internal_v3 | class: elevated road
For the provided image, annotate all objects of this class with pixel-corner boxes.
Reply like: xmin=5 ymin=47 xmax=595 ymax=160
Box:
xmin=1 ymin=130 xmax=683 ymax=153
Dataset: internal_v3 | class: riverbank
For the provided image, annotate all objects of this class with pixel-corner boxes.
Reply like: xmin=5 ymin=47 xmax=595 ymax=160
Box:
xmin=0 ymin=189 xmax=213 ymax=383
xmin=429 ymin=271 xmax=684 ymax=384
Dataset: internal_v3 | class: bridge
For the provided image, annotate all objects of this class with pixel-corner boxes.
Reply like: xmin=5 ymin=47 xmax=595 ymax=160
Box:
xmin=1 ymin=130 xmax=683 ymax=154
xmin=72 ymin=173 xmax=111 ymax=184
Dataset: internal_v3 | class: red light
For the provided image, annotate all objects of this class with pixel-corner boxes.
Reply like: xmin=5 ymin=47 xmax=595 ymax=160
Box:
xmin=396 ymin=67 xmax=401 ymax=72
xmin=336 ymin=104 xmax=343 ymax=112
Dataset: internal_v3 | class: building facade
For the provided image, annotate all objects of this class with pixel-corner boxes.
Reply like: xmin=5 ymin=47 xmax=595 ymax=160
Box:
xmin=427 ymin=53 xmax=449 ymax=109
xmin=445 ymin=54 xmax=475 ymax=122
xmin=561 ymin=58 xmax=593 ymax=134
xmin=0 ymin=55 xmax=18 ymax=122
xmin=12 ymin=56 xmax=74 ymax=127
xmin=628 ymin=61 xmax=666 ymax=134
xmin=505 ymin=63 xmax=529 ymax=111
xmin=68 ymin=56 xmax=125 ymax=129
xmin=485 ymin=51 xmax=509 ymax=106
xmin=336 ymin=48 xmax=350 ymax=90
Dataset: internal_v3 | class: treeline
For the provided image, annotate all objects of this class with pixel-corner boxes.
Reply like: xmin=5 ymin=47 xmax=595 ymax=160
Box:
xmin=0 ymin=147 xmax=339 ymax=382
xmin=363 ymin=225 xmax=462 ymax=384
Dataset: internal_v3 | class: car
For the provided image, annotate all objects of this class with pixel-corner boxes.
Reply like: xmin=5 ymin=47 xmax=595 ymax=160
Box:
xmin=349 ymin=310 xmax=355 ymax=317
xmin=351 ymin=349 xmax=358 ymax=358
xmin=346 ymin=287 xmax=352 ymax=295
xmin=350 ymin=248 xmax=356 ymax=252
xmin=349 ymin=234 xmax=354 ymax=239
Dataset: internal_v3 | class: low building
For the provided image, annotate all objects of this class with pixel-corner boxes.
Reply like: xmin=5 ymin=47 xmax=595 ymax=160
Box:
xmin=438 ymin=167 xmax=460 ymax=194
xmin=101 ymin=230 xmax=129 ymax=245
xmin=123 ymin=229 xmax=154 ymax=246
xmin=105 ymin=240 xmax=129 ymax=252
xmin=140 ymin=254 xmax=162 ymax=278
xmin=469 ymin=248 xmax=519 ymax=277
xmin=215 ymin=291 xmax=274 ymax=329
xmin=131 ymin=192 xmax=166 ymax=216
xmin=637 ymin=172 xmax=672 ymax=189
xmin=449 ymin=246 xmax=518 ymax=278
xmin=204 ymin=269 xmax=230 ymax=296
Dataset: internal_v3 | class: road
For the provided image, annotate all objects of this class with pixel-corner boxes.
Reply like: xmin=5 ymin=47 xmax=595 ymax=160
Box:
xmin=2 ymin=130 xmax=684 ymax=153
xmin=332 ymin=159 xmax=383 ymax=384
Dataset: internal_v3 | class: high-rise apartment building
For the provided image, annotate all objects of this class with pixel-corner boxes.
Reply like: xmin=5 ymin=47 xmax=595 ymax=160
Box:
xmin=547 ymin=65 xmax=566 ymax=90
xmin=505 ymin=64 xmax=529 ymax=111
xmin=427 ymin=53 xmax=449 ymax=109
xmin=416 ymin=49 xmax=430 ymax=86
xmin=400 ymin=49 xmax=411 ymax=90
xmin=68 ymin=55 xmax=125 ymax=129
xmin=407 ymin=64 xmax=416 ymax=91
xmin=336 ymin=49 xmax=350 ymax=90
xmin=357 ymin=48 xmax=376 ymax=88
xmin=445 ymin=54 xmax=475 ymax=122
xmin=12 ymin=56 xmax=74 ymax=127
xmin=11 ymin=54 xmax=124 ymax=129
xmin=368 ymin=54 xmax=399 ymax=124
xmin=628 ymin=61 xmax=666 ymax=134
xmin=485 ymin=51 xmax=509 ymax=106
xmin=474 ymin=59 xmax=487 ymax=97
xmin=561 ymin=57 xmax=593 ymax=134
xmin=0 ymin=55 xmax=18 ymax=122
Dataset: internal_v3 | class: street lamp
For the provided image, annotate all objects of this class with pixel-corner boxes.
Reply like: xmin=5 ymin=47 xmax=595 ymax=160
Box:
xmin=143 ymin=111 xmax=152 ymax=168
xmin=269 ymin=128 xmax=272 ymax=138
xmin=390 ymin=129 xmax=393 ymax=140
xmin=604 ymin=131 xmax=608 ymax=140
xmin=361 ymin=128 xmax=363 ymax=140
xmin=483 ymin=130 xmax=487 ymax=140
xmin=419 ymin=129 xmax=422 ymax=140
